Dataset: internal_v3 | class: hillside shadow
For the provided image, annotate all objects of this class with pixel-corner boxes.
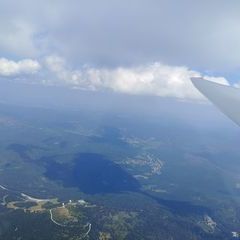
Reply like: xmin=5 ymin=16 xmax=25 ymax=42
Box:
xmin=142 ymin=192 xmax=211 ymax=216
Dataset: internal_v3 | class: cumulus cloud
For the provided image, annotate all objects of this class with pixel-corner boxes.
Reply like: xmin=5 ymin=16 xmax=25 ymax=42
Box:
xmin=0 ymin=55 xmax=229 ymax=101
xmin=0 ymin=58 xmax=41 ymax=76
xmin=45 ymin=55 xmax=229 ymax=100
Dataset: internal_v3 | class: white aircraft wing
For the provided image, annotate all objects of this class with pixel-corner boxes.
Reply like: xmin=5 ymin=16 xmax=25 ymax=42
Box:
xmin=191 ymin=77 xmax=240 ymax=126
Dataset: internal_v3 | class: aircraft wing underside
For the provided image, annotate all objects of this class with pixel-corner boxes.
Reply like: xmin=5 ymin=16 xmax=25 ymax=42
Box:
xmin=191 ymin=77 xmax=240 ymax=126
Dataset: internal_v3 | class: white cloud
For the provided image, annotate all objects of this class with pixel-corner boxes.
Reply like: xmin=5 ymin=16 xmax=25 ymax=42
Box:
xmin=0 ymin=58 xmax=41 ymax=76
xmin=45 ymin=55 xmax=67 ymax=78
xmin=45 ymin=55 xmax=229 ymax=100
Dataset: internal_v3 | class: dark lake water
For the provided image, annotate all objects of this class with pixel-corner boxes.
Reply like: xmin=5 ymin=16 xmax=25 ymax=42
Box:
xmin=44 ymin=153 xmax=140 ymax=194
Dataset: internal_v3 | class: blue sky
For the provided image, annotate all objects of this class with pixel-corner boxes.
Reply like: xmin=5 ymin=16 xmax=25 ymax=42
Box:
xmin=0 ymin=0 xmax=240 ymax=100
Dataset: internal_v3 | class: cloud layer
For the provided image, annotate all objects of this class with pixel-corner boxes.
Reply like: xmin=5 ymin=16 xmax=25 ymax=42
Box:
xmin=0 ymin=0 xmax=237 ymax=101
xmin=44 ymin=56 xmax=229 ymax=100
xmin=1 ymin=0 xmax=240 ymax=72
xmin=0 ymin=58 xmax=40 ymax=76
xmin=0 ymin=55 xmax=230 ymax=100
